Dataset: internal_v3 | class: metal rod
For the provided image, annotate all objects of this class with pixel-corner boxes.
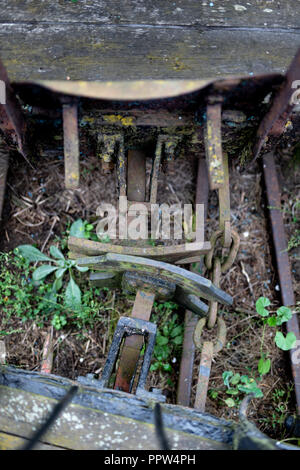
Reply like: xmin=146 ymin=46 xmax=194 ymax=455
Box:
xmin=263 ymin=151 xmax=300 ymax=414
xmin=0 ymin=138 xmax=9 ymax=220
xmin=177 ymin=158 xmax=209 ymax=406
xmin=194 ymin=341 xmax=214 ymax=412
xmin=63 ymin=102 xmax=80 ymax=189
xmin=204 ymin=103 xmax=224 ymax=190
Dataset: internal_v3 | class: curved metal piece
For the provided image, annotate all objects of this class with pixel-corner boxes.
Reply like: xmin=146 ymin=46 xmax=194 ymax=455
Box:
xmin=27 ymin=79 xmax=213 ymax=101
xmin=234 ymin=394 xmax=300 ymax=450
xmin=78 ymin=252 xmax=233 ymax=305
xmin=252 ymin=47 xmax=300 ymax=163
xmin=174 ymin=287 xmax=209 ymax=316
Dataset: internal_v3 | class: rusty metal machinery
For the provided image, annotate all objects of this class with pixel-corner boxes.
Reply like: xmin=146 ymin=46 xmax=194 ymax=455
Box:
xmin=0 ymin=48 xmax=300 ymax=450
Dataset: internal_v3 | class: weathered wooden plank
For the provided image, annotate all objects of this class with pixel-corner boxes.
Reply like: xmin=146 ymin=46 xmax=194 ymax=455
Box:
xmin=0 ymin=0 xmax=299 ymax=28
xmin=0 ymin=431 xmax=63 ymax=450
xmin=0 ymin=385 xmax=229 ymax=450
xmin=68 ymin=236 xmax=211 ymax=265
xmin=0 ymin=23 xmax=299 ymax=81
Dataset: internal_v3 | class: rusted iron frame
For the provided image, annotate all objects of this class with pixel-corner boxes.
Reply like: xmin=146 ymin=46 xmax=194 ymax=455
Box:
xmin=127 ymin=149 xmax=146 ymax=203
xmin=0 ymin=137 xmax=9 ymax=220
xmin=253 ymin=47 xmax=300 ymax=163
xmin=99 ymin=316 xmax=157 ymax=392
xmin=150 ymin=135 xmax=164 ymax=204
xmin=114 ymin=291 xmax=155 ymax=392
xmin=177 ymin=157 xmax=209 ymax=407
xmin=262 ymin=152 xmax=300 ymax=414
xmin=0 ymin=59 xmax=27 ymax=157
xmin=116 ymin=134 xmax=126 ymax=197
xmin=62 ymin=100 xmax=80 ymax=189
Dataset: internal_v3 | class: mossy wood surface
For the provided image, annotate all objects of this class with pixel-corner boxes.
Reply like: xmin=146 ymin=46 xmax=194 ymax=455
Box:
xmin=0 ymin=1 xmax=299 ymax=81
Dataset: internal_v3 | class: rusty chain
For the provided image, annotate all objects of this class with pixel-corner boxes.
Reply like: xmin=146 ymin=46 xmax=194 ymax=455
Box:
xmin=193 ymin=150 xmax=240 ymax=412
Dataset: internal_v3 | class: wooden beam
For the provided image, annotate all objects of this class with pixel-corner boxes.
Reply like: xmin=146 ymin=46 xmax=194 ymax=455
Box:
xmin=0 ymin=385 xmax=229 ymax=450
xmin=0 ymin=24 xmax=299 ymax=81
xmin=0 ymin=432 xmax=63 ymax=450
xmin=0 ymin=1 xmax=299 ymax=29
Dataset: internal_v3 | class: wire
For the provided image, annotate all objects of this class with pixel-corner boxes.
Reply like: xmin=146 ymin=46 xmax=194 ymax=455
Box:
xmin=154 ymin=403 xmax=170 ymax=450
xmin=21 ymin=385 xmax=78 ymax=450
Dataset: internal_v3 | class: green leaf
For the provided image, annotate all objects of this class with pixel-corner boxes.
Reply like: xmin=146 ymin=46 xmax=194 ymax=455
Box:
xmin=226 ymin=388 xmax=239 ymax=395
xmin=275 ymin=331 xmax=297 ymax=351
xmin=240 ymin=375 xmax=251 ymax=384
xmin=156 ymin=335 xmax=168 ymax=346
xmin=162 ymin=363 xmax=172 ymax=372
xmin=267 ymin=316 xmax=277 ymax=327
xmin=231 ymin=373 xmax=241 ymax=385
xmin=55 ymin=268 xmax=67 ymax=279
xmin=69 ymin=219 xmax=85 ymax=238
xmin=223 ymin=371 xmax=233 ymax=388
xmin=209 ymin=390 xmax=219 ymax=400
xmin=53 ymin=277 xmax=63 ymax=292
xmin=74 ymin=265 xmax=89 ymax=273
xmin=237 ymin=377 xmax=263 ymax=398
xmin=50 ymin=245 xmax=65 ymax=260
xmin=258 ymin=357 xmax=271 ymax=375
xmin=172 ymin=335 xmax=183 ymax=345
xmin=150 ymin=362 xmax=160 ymax=371
xmin=32 ymin=265 xmax=58 ymax=281
xmin=65 ymin=277 xmax=81 ymax=309
xmin=238 ymin=384 xmax=263 ymax=398
xmin=154 ymin=344 xmax=170 ymax=360
xmin=17 ymin=245 xmax=52 ymax=263
xmin=256 ymin=297 xmax=271 ymax=317
xmin=170 ymin=325 xmax=183 ymax=338
xmin=224 ymin=398 xmax=236 ymax=408
xmin=276 ymin=306 xmax=292 ymax=325
xmin=162 ymin=325 xmax=169 ymax=337
xmin=56 ymin=259 xmax=66 ymax=268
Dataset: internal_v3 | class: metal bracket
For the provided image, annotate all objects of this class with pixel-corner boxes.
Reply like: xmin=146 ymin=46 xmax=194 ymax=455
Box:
xmin=97 ymin=316 xmax=165 ymax=401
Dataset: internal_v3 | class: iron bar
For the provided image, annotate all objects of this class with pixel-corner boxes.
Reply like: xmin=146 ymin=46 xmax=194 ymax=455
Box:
xmin=177 ymin=158 xmax=209 ymax=406
xmin=204 ymin=103 xmax=224 ymax=190
xmin=62 ymin=102 xmax=80 ymax=189
xmin=263 ymin=151 xmax=300 ymax=414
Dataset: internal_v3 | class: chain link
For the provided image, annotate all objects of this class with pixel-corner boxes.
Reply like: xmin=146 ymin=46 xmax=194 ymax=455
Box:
xmin=193 ymin=152 xmax=240 ymax=412
xmin=194 ymin=228 xmax=240 ymax=349
xmin=205 ymin=229 xmax=240 ymax=273
xmin=207 ymin=257 xmax=221 ymax=329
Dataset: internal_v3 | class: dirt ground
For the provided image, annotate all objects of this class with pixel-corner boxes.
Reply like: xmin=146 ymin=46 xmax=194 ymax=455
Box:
xmin=0 ymin=109 xmax=299 ymax=443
